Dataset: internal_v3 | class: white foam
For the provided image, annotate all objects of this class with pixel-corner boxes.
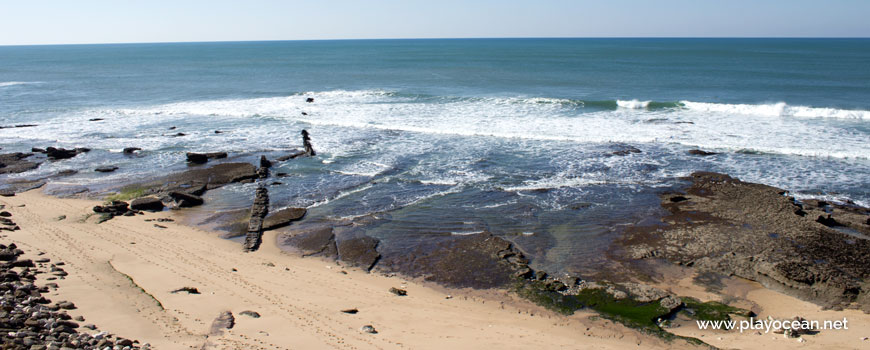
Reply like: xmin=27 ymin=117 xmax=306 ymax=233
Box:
xmin=4 ymin=90 xmax=868 ymax=166
xmin=0 ymin=81 xmax=41 ymax=87
xmin=451 ymin=231 xmax=485 ymax=236
xmin=680 ymin=101 xmax=870 ymax=120
xmin=617 ymin=99 xmax=651 ymax=109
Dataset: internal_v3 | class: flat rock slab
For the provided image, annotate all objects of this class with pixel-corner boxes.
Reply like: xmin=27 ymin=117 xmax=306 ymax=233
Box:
xmin=262 ymin=207 xmax=306 ymax=231
xmin=128 ymin=162 xmax=257 ymax=197
xmin=0 ymin=153 xmax=40 ymax=174
xmin=379 ymin=232 xmax=518 ymax=289
xmin=280 ymin=227 xmax=337 ymax=257
xmin=337 ymin=236 xmax=381 ymax=271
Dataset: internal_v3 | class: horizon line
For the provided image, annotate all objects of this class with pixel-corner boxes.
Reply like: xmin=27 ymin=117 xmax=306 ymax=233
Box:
xmin=2 ymin=36 xmax=869 ymax=47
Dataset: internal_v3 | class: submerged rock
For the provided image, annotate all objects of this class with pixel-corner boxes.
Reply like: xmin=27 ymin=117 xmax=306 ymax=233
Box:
xmin=687 ymin=149 xmax=718 ymax=156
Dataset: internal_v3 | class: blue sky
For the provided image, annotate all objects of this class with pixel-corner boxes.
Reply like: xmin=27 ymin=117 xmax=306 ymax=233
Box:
xmin=1 ymin=0 xmax=869 ymax=45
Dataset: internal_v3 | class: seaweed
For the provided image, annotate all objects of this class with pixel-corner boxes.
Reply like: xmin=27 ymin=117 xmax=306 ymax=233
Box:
xmin=105 ymin=185 xmax=146 ymax=202
xmin=514 ymin=279 xmax=751 ymax=348
xmin=681 ymin=297 xmax=753 ymax=325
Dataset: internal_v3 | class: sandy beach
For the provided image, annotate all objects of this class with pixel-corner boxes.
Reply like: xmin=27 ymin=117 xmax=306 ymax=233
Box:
xmin=1 ymin=190 xmax=668 ymax=350
xmin=0 ymin=189 xmax=867 ymax=349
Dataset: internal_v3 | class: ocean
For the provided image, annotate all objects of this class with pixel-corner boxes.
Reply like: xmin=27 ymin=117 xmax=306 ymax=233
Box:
xmin=1 ymin=38 xmax=869 ymax=273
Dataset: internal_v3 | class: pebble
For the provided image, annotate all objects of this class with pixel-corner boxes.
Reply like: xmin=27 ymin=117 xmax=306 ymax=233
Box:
xmin=0 ymin=243 xmax=146 ymax=349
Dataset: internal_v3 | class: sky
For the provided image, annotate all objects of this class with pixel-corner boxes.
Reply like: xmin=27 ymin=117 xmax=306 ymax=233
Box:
xmin=1 ymin=0 xmax=869 ymax=45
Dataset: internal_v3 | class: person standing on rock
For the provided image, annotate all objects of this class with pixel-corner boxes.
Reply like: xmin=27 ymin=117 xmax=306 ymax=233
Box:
xmin=302 ymin=129 xmax=316 ymax=156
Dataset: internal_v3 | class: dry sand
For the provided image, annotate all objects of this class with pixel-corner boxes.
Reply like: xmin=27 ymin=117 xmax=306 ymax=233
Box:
xmin=2 ymin=190 xmax=868 ymax=349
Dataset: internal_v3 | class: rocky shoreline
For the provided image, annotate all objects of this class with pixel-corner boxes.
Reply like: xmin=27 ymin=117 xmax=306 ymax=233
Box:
xmin=614 ymin=172 xmax=870 ymax=312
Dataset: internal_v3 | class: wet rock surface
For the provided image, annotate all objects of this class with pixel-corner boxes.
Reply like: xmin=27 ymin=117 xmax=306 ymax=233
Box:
xmin=0 ymin=237 xmax=149 ymax=349
xmin=378 ymin=232 xmax=530 ymax=289
xmin=120 ymin=162 xmax=257 ymax=201
xmin=0 ymin=153 xmax=41 ymax=175
xmin=616 ymin=171 xmax=870 ymax=311
xmin=336 ymin=236 xmax=381 ymax=271
xmin=262 ymin=208 xmax=306 ymax=231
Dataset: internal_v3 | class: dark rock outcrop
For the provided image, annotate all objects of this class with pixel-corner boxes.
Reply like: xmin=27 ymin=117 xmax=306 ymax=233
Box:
xmin=123 ymin=147 xmax=141 ymax=154
xmin=186 ymin=152 xmax=227 ymax=164
xmin=259 ymin=155 xmax=272 ymax=168
xmin=243 ymin=186 xmax=269 ymax=252
xmin=302 ymin=129 xmax=316 ymax=156
xmin=617 ymin=172 xmax=870 ymax=311
xmin=0 ymin=152 xmax=40 ymax=174
xmin=44 ymin=147 xmax=84 ymax=160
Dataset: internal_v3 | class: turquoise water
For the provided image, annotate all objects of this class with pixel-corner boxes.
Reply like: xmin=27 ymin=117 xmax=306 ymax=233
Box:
xmin=1 ymin=39 xmax=869 ymax=273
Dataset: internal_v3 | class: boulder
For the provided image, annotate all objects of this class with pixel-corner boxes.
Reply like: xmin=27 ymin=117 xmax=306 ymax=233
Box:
xmin=130 ymin=197 xmax=164 ymax=212
xmin=44 ymin=147 xmax=78 ymax=160
xmin=262 ymin=208 xmax=306 ymax=231
xmin=123 ymin=147 xmax=141 ymax=154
